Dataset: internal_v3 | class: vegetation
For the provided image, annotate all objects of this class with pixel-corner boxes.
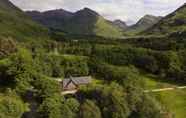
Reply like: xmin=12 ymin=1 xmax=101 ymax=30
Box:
xmin=0 ymin=0 xmax=49 ymax=40
xmin=0 ymin=91 xmax=28 ymax=118
xmin=0 ymin=0 xmax=186 ymax=118
xmin=145 ymin=3 xmax=186 ymax=35
xmin=152 ymin=89 xmax=186 ymax=118
xmin=27 ymin=8 xmax=123 ymax=38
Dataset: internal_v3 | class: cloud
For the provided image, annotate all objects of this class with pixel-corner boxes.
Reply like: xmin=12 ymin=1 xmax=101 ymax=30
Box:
xmin=10 ymin=0 xmax=186 ymax=25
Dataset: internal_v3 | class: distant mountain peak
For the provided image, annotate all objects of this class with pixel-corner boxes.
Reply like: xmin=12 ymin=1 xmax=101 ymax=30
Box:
xmin=143 ymin=14 xmax=157 ymax=18
xmin=43 ymin=9 xmax=73 ymax=14
xmin=27 ymin=7 xmax=123 ymax=37
xmin=75 ymin=7 xmax=99 ymax=17
xmin=83 ymin=7 xmax=93 ymax=11
xmin=113 ymin=19 xmax=128 ymax=30
xmin=136 ymin=14 xmax=162 ymax=26
xmin=125 ymin=14 xmax=162 ymax=34
xmin=114 ymin=19 xmax=126 ymax=23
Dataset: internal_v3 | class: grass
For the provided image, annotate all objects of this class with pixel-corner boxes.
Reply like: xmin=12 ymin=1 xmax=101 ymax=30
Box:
xmin=152 ymin=89 xmax=186 ymax=118
xmin=91 ymin=77 xmax=104 ymax=85
xmin=141 ymin=73 xmax=186 ymax=118
xmin=140 ymin=74 xmax=178 ymax=90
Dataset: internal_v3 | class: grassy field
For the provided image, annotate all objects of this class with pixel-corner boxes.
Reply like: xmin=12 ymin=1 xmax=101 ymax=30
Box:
xmin=152 ymin=89 xmax=186 ymax=118
xmin=141 ymin=74 xmax=186 ymax=118
xmin=141 ymin=74 xmax=178 ymax=90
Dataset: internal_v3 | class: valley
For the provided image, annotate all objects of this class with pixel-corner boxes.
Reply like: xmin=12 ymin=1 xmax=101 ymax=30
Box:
xmin=0 ymin=0 xmax=186 ymax=118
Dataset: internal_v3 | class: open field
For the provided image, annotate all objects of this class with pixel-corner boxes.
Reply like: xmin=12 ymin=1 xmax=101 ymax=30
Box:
xmin=152 ymin=89 xmax=186 ymax=118
xmin=141 ymin=74 xmax=186 ymax=118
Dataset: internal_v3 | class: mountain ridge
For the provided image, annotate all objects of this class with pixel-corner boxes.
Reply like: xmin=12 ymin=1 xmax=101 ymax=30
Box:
xmin=27 ymin=8 xmax=124 ymax=38
xmin=27 ymin=7 xmax=166 ymax=37
xmin=112 ymin=19 xmax=128 ymax=30
xmin=126 ymin=14 xmax=162 ymax=35
xmin=145 ymin=3 xmax=186 ymax=35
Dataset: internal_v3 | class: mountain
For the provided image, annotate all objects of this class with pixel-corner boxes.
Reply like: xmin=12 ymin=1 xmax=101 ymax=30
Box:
xmin=126 ymin=15 xmax=162 ymax=35
xmin=26 ymin=9 xmax=73 ymax=30
xmin=0 ymin=0 xmax=48 ymax=40
xmin=145 ymin=3 xmax=186 ymax=35
xmin=27 ymin=8 xmax=124 ymax=38
xmin=112 ymin=20 xmax=128 ymax=30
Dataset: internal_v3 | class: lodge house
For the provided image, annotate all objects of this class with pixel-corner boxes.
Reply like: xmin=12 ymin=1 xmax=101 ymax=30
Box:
xmin=61 ymin=76 xmax=92 ymax=94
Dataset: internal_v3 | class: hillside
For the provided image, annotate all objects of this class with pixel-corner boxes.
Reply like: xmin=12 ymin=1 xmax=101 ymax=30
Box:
xmin=126 ymin=15 xmax=162 ymax=35
xmin=0 ymin=1 xmax=186 ymax=118
xmin=27 ymin=8 xmax=124 ymax=38
xmin=145 ymin=3 xmax=186 ymax=35
xmin=0 ymin=0 xmax=49 ymax=40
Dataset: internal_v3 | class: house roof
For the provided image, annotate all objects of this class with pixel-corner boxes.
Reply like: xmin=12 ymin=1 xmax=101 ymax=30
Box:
xmin=63 ymin=76 xmax=92 ymax=88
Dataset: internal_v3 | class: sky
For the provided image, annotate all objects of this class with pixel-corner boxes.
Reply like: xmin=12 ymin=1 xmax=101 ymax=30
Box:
xmin=10 ymin=0 xmax=186 ymax=25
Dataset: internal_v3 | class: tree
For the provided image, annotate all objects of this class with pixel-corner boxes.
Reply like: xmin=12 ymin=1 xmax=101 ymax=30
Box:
xmin=66 ymin=98 xmax=80 ymax=118
xmin=0 ymin=93 xmax=28 ymax=118
xmin=80 ymin=100 xmax=102 ymax=118
xmin=62 ymin=56 xmax=89 ymax=77
xmin=0 ymin=37 xmax=17 ymax=58
xmin=5 ymin=48 xmax=35 ymax=95
xmin=101 ymin=83 xmax=130 ymax=118
xmin=37 ymin=95 xmax=63 ymax=118
xmin=134 ymin=55 xmax=158 ymax=73
xmin=133 ymin=95 xmax=164 ymax=118
xmin=33 ymin=74 xmax=61 ymax=99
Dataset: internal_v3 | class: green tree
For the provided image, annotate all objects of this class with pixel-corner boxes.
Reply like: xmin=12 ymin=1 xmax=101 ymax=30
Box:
xmin=33 ymin=74 xmax=61 ymax=99
xmin=134 ymin=55 xmax=158 ymax=73
xmin=134 ymin=95 xmax=164 ymax=118
xmin=38 ymin=95 xmax=63 ymax=118
xmin=0 ymin=93 xmax=28 ymax=118
xmin=6 ymin=48 xmax=35 ymax=95
xmin=66 ymin=98 xmax=80 ymax=118
xmin=0 ymin=37 xmax=17 ymax=58
xmin=80 ymin=100 xmax=102 ymax=118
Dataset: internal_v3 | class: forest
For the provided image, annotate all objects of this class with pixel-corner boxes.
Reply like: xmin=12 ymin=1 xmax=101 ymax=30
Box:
xmin=0 ymin=34 xmax=186 ymax=118
xmin=0 ymin=0 xmax=186 ymax=118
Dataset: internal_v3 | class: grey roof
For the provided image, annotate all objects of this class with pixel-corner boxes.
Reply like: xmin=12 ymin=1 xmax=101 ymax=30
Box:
xmin=63 ymin=76 xmax=92 ymax=87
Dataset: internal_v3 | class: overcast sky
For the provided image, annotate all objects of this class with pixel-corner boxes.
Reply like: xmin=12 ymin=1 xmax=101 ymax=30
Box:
xmin=10 ymin=0 xmax=186 ymax=25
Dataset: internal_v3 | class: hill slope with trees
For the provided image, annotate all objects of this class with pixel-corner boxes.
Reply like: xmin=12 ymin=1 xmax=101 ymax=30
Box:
xmin=0 ymin=0 xmax=49 ymax=40
xmin=0 ymin=1 xmax=186 ymax=118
